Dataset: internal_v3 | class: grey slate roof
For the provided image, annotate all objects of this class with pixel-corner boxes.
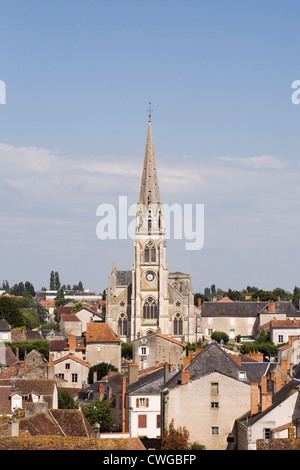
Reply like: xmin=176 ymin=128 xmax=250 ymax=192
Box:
xmin=116 ymin=270 xmax=132 ymax=287
xmin=201 ymin=301 xmax=298 ymax=318
xmin=127 ymin=367 xmax=178 ymax=395
xmin=165 ymin=342 xmax=250 ymax=390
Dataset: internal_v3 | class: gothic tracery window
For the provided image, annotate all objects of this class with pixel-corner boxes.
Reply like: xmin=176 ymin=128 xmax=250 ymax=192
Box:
xmin=118 ymin=313 xmax=127 ymax=336
xmin=173 ymin=313 xmax=183 ymax=336
xmin=144 ymin=241 xmax=156 ymax=263
xmin=143 ymin=297 xmax=158 ymax=320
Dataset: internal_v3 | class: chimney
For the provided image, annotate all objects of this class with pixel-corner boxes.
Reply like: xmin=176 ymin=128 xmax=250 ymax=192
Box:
xmin=93 ymin=370 xmax=97 ymax=383
xmin=47 ymin=353 xmax=55 ymax=379
xmin=99 ymin=382 xmax=105 ymax=400
xmin=261 ymin=375 xmax=267 ymax=394
xmin=268 ymin=301 xmax=276 ymax=313
xmin=251 ymin=382 xmax=259 ymax=416
xmin=164 ymin=362 xmax=169 ymax=383
xmin=198 ymin=298 xmax=201 ymax=308
xmin=275 ymin=376 xmax=282 ymax=391
xmin=181 ymin=368 xmax=190 ymax=385
xmin=261 ymin=392 xmax=272 ymax=412
xmin=169 ymin=364 xmax=174 ymax=372
xmin=280 ymin=359 xmax=287 ymax=375
xmin=128 ymin=363 xmax=139 ymax=384
xmin=183 ymin=356 xmax=190 ymax=368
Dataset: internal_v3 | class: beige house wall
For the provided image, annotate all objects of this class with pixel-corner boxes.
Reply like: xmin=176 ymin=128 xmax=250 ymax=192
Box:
xmin=54 ymin=359 xmax=89 ymax=389
xmin=201 ymin=316 xmax=259 ymax=340
xmin=164 ymin=371 xmax=251 ymax=450
xmin=86 ymin=342 xmax=121 ymax=371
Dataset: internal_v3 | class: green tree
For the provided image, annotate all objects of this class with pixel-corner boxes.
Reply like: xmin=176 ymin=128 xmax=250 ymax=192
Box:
xmin=211 ymin=331 xmax=229 ymax=344
xmin=88 ymin=362 xmax=118 ymax=384
xmin=50 ymin=271 xmax=55 ymax=290
xmin=82 ymin=399 xmax=113 ymax=432
xmin=121 ymin=342 xmax=132 ymax=360
xmin=58 ymin=388 xmax=79 ymax=409
xmin=73 ymin=301 xmax=84 ymax=312
xmin=54 ymin=272 xmax=61 ymax=290
xmin=0 ymin=297 xmax=23 ymax=328
xmin=292 ymin=286 xmax=300 ymax=307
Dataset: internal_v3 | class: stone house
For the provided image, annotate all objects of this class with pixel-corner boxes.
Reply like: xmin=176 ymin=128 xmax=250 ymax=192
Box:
xmin=200 ymin=301 xmax=299 ymax=341
xmin=132 ymin=330 xmax=186 ymax=370
xmin=277 ymin=336 xmax=300 ymax=374
xmin=75 ymin=307 xmax=104 ymax=334
xmin=85 ymin=322 xmax=121 ymax=371
xmin=59 ymin=313 xmax=82 ymax=337
xmin=162 ymin=342 xmax=254 ymax=450
xmin=236 ymin=370 xmax=300 ymax=450
xmin=51 ymin=353 xmax=90 ymax=390
xmin=0 ymin=378 xmax=58 ymax=415
xmin=0 ymin=319 xmax=11 ymax=343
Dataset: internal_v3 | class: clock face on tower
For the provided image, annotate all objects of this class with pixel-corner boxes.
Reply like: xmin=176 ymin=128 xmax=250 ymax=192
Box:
xmin=145 ymin=271 xmax=155 ymax=282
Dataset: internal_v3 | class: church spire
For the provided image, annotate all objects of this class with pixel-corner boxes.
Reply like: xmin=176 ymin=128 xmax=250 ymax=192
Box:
xmin=139 ymin=114 xmax=160 ymax=207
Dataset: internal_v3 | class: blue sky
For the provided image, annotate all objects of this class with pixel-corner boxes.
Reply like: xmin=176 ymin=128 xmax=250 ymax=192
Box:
xmin=1 ymin=0 xmax=300 ymax=294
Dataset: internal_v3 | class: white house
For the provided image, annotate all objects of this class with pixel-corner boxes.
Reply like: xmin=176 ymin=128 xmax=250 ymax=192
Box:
xmin=237 ymin=376 xmax=300 ymax=450
xmin=127 ymin=363 xmax=177 ymax=439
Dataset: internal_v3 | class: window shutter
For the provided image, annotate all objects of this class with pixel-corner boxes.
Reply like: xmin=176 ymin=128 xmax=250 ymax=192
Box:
xmin=146 ymin=398 xmax=149 ymax=407
xmin=136 ymin=398 xmax=139 ymax=408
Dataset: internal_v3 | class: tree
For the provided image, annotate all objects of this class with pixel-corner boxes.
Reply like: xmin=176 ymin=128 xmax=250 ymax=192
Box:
xmin=0 ymin=297 xmax=23 ymax=328
xmin=88 ymin=362 xmax=118 ymax=384
xmin=50 ymin=271 xmax=55 ymax=290
xmin=211 ymin=331 xmax=229 ymax=344
xmin=55 ymin=287 xmax=65 ymax=307
xmin=77 ymin=281 xmax=84 ymax=292
xmin=58 ymin=388 xmax=79 ymax=409
xmin=162 ymin=419 xmax=190 ymax=450
xmin=73 ymin=301 xmax=84 ymax=312
xmin=54 ymin=272 xmax=61 ymax=290
xmin=292 ymin=286 xmax=300 ymax=307
xmin=82 ymin=399 xmax=113 ymax=432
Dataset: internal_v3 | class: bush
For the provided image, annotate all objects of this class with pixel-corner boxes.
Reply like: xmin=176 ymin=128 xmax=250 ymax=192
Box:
xmin=211 ymin=331 xmax=229 ymax=344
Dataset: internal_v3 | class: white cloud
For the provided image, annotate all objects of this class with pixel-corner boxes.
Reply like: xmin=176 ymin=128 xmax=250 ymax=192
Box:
xmin=216 ymin=154 xmax=289 ymax=170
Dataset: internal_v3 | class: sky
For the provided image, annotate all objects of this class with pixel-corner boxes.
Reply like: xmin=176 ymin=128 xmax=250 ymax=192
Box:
xmin=1 ymin=0 xmax=300 ymax=294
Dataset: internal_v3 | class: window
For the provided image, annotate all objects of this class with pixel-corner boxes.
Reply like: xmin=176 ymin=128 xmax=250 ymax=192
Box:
xmin=211 ymin=383 xmax=219 ymax=396
xmin=278 ymin=335 xmax=284 ymax=343
xmin=211 ymin=426 xmax=219 ymax=435
xmin=211 ymin=402 xmax=219 ymax=408
xmin=136 ymin=398 xmax=149 ymax=408
xmin=143 ymin=297 xmax=158 ymax=320
xmin=173 ymin=313 xmax=183 ymax=336
xmin=138 ymin=415 xmax=147 ymax=428
xmin=72 ymin=374 xmax=78 ymax=383
xmin=65 ymin=363 xmax=70 ymax=369
xmin=118 ymin=313 xmax=128 ymax=336
xmin=141 ymin=347 xmax=147 ymax=355
xmin=144 ymin=241 xmax=156 ymax=264
xmin=264 ymin=428 xmax=272 ymax=439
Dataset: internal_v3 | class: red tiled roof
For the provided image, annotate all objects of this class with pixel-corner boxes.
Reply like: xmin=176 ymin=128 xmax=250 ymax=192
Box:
xmin=53 ymin=354 xmax=90 ymax=368
xmin=86 ymin=322 xmax=120 ymax=343
xmin=60 ymin=314 xmax=81 ymax=322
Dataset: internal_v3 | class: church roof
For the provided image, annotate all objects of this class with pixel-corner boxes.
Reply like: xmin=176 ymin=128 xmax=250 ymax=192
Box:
xmin=139 ymin=120 xmax=160 ymax=207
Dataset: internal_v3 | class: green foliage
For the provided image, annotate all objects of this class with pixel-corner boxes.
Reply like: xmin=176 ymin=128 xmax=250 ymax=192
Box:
xmin=82 ymin=399 xmax=113 ymax=432
xmin=88 ymin=362 xmax=118 ymax=384
xmin=58 ymin=388 xmax=79 ymax=409
xmin=9 ymin=340 xmax=50 ymax=360
xmin=73 ymin=301 xmax=84 ymax=312
xmin=211 ymin=331 xmax=229 ymax=344
xmin=190 ymin=441 xmax=206 ymax=450
xmin=0 ymin=297 xmax=23 ymax=328
xmin=121 ymin=342 xmax=132 ymax=360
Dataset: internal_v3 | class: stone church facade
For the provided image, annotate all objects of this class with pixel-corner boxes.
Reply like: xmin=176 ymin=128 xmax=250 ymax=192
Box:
xmin=106 ymin=118 xmax=200 ymax=343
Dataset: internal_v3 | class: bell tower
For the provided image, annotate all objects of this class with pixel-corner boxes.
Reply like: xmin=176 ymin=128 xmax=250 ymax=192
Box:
xmin=130 ymin=112 xmax=169 ymax=340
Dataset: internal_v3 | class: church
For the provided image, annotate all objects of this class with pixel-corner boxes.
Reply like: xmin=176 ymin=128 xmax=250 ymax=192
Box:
xmin=106 ymin=115 xmax=201 ymax=343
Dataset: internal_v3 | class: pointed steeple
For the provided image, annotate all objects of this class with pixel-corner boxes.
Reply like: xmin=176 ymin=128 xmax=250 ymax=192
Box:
xmin=139 ymin=119 xmax=160 ymax=207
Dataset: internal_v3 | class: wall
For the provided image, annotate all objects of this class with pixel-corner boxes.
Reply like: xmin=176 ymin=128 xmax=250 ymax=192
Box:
xmin=164 ymin=371 xmax=251 ymax=450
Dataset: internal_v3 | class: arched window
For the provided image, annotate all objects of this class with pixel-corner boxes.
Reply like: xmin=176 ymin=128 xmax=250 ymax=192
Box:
xmin=144 ymin=241 xmax=156 ymax=263
xmin=118 ymin=313 xmax=127 ymax=336
xmin=143 ymin=297 xmax=158 ymax=320
xmin=173 ymin=313 xmax=183 ymax=336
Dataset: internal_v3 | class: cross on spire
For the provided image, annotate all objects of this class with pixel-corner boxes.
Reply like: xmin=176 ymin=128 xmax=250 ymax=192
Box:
xmin=147 ymin=101 xmax=153 ymax=122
